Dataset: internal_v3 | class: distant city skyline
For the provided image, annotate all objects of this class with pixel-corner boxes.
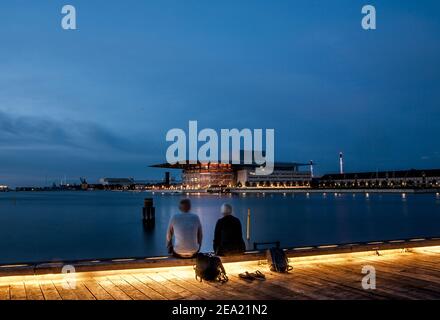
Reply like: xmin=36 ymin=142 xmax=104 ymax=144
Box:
xmin=1 ymin=0 xmax=440 ymax=187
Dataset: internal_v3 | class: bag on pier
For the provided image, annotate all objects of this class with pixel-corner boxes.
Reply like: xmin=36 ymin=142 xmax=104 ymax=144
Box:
xmin=267 ymin=247 xmax=293 ymax=273
xmin=194 ymin=253 xmax=228 ymax=283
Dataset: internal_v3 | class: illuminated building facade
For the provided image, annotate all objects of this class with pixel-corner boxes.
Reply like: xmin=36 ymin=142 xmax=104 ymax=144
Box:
xmin=236 ymin=166 xmax=312 ymax=187
xmin=181 ymin=163 xmax=234 ymax=189
xmin=151 ymin=161 xmax=311 ymax=189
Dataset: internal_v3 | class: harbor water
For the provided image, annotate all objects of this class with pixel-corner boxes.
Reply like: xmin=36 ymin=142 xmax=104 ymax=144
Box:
xmin=0 ymin=191 xmax=439 ymax=264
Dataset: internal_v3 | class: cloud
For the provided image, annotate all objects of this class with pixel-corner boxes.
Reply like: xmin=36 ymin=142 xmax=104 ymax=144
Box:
xmin=0 ymin=110 xmax=149 ymax=155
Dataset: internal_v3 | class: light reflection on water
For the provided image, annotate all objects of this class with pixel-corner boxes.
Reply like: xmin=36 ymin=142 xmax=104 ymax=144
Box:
xmin=0 ymin=191 xmax=439 ymax=264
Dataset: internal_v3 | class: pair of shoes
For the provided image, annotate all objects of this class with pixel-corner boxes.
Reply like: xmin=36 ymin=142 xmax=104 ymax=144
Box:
xmin=238 ymin=270 xmax=266 ymax=282
xmin=252 ymin=270 xmax=266 ymax=280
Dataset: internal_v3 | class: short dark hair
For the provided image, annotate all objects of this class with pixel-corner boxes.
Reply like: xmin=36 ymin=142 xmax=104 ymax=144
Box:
xmin=179 ymin=199 xmax=191 ymax=210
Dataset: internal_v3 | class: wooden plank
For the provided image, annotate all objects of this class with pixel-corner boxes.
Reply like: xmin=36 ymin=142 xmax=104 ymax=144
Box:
xmin=10 ymin=282 xmax=27 ymax=300
xmin=151 ymin=272 xmax=203 ymax=300
xmin=218 ymin=274 xmax=270 ymax=300
xmin=163 ymin=269 xmax=262 ymax=300
xmin=330 ymin=255 xmax=440 ymax=299
xmin=312 ymin=261 xmax=417 ymax=300
xmin=24 ymin=281 xmax=45 ymax=301
xmin=166 ymin=269 xmax=228 ymax=300
xmin=358 ymin=253 xmax=440 ymax=285
xmin=134 ymin=273 xmax=183 ymax=300
xmin=379 ymin=259 xmax=440 ymax=286
xmin=225 ymin=263 xmax=299 ymax=300
xmin=287 ymin=262 xmax=389 ymax=300
xmin=176 ymin=270 xmax=248 ymax=300
xmin=82 ymin=280 xmax=114 ymax=300
xmin=414 ymin=247 xmax=440 ymax=255
xmin=405 ymin=252 xmax=440 ymax=272
xmin=248 ymin=262 xmax=375 ymax=300
xmin=95 ymin=277 xmax=132 ymax=300
xmin=356 ymin=255 xmax=440 ymax=297
xmin=245 ymin=263 xmax=362 ymax=300
xmin=120 ymin=274 xmax=166 ymax=300
xmin=0 ymin=286 xmax=10 ymax=300
xmin=226 ymin=272 xmax=285 ymax=299
xmin=39 ymin=281 xmax=62 ymax=300
xmin=52 ymin=280 xmax=80 ymax=300
xmin=67 ymin=281 xmax=96 ymax=300
xmin=106 ymin=275 xmax=150 ymax=300
xmin=293 ymin=263 xmax=393 ymax=300
xmin=243 ymin=265 xmax=328 ymax=300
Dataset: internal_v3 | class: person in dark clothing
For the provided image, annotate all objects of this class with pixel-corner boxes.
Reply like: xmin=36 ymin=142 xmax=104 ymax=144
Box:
xmin=213 ymin=204 xmax=246 ymax=256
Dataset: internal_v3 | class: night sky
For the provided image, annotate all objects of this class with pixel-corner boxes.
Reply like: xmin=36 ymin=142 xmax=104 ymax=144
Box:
xmin=1 ymin=0 xmax=439 ymax=186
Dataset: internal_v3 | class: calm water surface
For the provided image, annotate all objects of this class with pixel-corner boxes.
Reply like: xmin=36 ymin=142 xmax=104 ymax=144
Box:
xmin=0 ymin=191 xmax=439 ymax=264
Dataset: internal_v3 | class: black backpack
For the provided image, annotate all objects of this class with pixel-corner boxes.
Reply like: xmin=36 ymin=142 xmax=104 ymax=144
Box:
xmin=194 ymin=253 xmax=228 ymax=283
xmin=267 ymin=247 xmax=293 ymax=273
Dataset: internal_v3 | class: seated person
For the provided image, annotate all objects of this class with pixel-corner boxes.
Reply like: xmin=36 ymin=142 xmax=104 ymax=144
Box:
xmin=213 ymin=204 xmax=246 ymax=256
xmin=166 ymin=199 xmax=203 ymax=258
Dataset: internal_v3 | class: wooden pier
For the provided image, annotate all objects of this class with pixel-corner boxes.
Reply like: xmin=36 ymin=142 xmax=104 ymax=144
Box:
xmin=0 ymin=241 xmax=440 ymax=300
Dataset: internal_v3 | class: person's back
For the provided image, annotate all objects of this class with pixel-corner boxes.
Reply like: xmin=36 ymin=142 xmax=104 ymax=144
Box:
xmin=213 ymin=204 xmax=246 ymax=256
xmin=167 ymin=199 xmax=203 ymax=258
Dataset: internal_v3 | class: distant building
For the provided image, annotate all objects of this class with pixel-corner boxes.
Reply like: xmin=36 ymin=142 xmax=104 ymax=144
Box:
xmin=317 ymin=169 xmax=440 ymax=189
xmin=0 ymin=185 xmax=9 ymax=192
xmin=151 ymin=161 xmax=311 ymax=189
xmin=236 ymin=163 xmax=312 ymax=187
xmin=99 ymin=178 xmax=135 ymax=187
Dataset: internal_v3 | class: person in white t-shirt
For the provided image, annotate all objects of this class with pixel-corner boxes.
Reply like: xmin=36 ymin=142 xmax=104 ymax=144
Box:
xmin=166 ymin=199 xmax=203 ymax=258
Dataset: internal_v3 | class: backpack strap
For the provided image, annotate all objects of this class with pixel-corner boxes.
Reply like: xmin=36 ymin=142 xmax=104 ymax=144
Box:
xmin=194 ymin=264 xmax=203 ymax=282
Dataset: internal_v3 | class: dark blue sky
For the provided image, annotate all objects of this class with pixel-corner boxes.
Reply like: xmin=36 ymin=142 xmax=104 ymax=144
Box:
xmin=1 ymin=0 xmax=439 ymax=186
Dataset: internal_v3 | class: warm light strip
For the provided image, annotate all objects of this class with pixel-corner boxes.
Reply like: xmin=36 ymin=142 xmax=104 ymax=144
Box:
xmin=111 ymin=259 xmax=136 ymax=262
xmin=0 ymin=264 xmax=29 ymax=268
xmin=2 ymin=245 xmax=440 ymax=285
xmin=293 ymin=247 xmax=314 ymax=251
xmin=1 ymin=240 xmax=439 ymax=277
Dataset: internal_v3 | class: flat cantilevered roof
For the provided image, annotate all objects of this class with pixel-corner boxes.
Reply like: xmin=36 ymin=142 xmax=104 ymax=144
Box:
xmin=151 ymin=150 xmax=310 ymax=170
xmin=150 ymin=161 xmax=309 ymax=171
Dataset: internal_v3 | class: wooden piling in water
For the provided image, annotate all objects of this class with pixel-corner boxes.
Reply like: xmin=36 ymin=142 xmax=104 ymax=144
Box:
xmin=142 ymin=198 xmax=155 ymax=227
xmin=246 ymin=208 xmax=251 ymax=240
